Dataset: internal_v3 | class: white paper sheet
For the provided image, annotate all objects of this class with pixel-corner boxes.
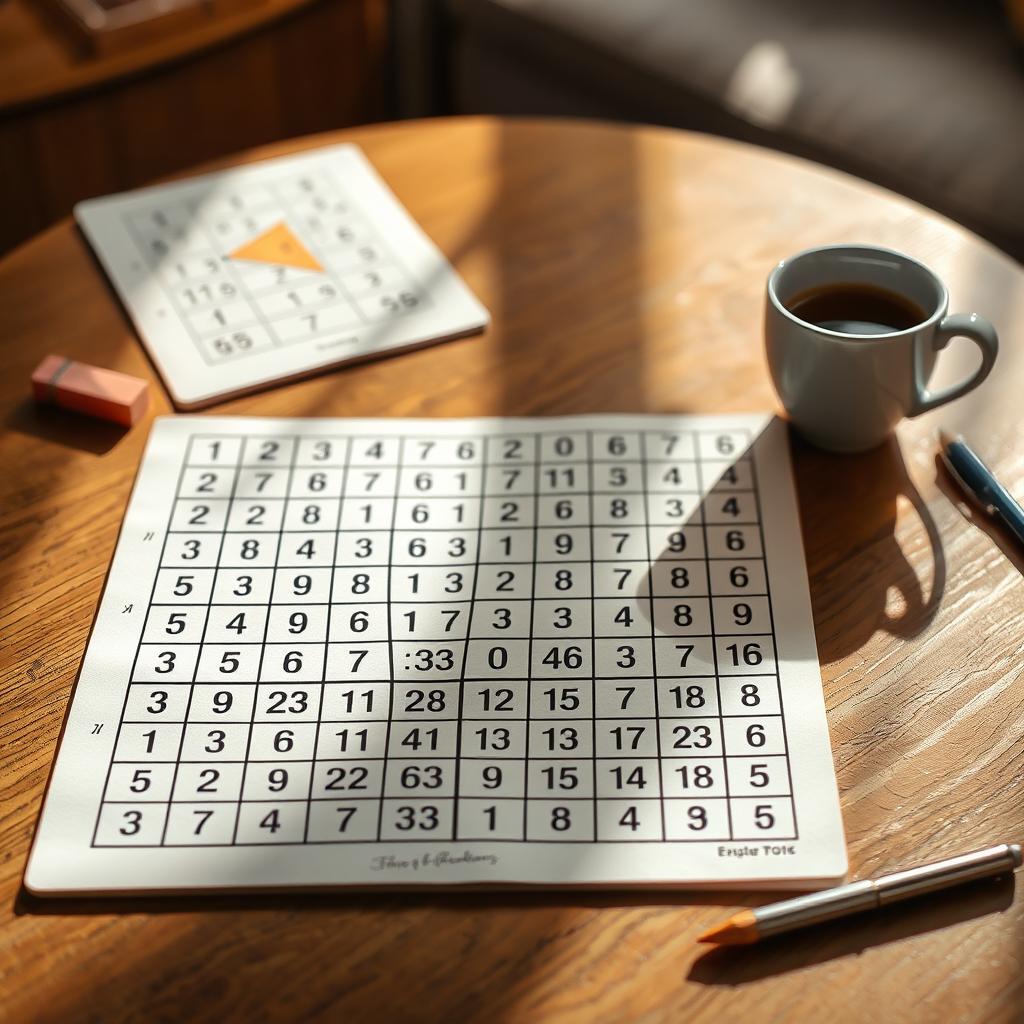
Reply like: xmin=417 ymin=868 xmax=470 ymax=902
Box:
xmin=75 ymin=146 xmax=488 ymax=408
xmin=27 ymin=414 xmax=846 ymax=894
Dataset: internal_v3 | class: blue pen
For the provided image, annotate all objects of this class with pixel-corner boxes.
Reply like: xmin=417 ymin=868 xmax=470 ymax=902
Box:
xmin=939 ymin=430 xmax=1024 ymax=550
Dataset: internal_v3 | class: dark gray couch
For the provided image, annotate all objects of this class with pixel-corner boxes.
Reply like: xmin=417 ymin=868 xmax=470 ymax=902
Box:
xmin=398 ymin=0 xmax=1024 ymax=260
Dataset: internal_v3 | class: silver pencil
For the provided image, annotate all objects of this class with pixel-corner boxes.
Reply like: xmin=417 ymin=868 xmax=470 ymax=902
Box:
xmin=698 ymin=843 xmax=1022 ymax=945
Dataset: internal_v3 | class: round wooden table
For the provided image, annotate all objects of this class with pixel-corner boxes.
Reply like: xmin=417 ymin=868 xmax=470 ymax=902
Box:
xmin=2 ymin=117 xmax=1022 ymax=1023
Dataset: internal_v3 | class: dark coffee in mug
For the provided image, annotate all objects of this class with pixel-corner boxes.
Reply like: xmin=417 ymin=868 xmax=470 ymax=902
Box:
xmin=785 ymin=282 xmax=928 ymax=336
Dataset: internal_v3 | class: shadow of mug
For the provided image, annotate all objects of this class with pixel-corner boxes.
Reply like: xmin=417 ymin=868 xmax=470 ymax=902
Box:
xmin=791 ymin=432 xmax=945 ymax=662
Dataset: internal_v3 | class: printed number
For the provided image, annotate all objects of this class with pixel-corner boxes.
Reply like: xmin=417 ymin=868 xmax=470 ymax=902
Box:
xmin=669 ymin=684 xmax=706 ymax=709
xmin=400 ymin=765 xmax=443 ymax=789
xmin=726 ymin=642 xmax=763 ymax=667
xmin=672 ymin=725 xmax=712 ymax=749
xmin=409 ymin=649 xmax=455 ymax=671
xmin=551 ymin=807 xmax=571 ymax=831
xmin=618 ymin=807 xmax=640 ymax=831
xmin=395 ymin=806 xmax=439 ymax=831
xmin=540 ymin=766 xmax=578 ymax=790
xmin=479 ymin=688 xmax=513 ymax=712
xmin=726 ymin=530 xmax=745 ymax=551
xmin=474 ymin=727 xmax=510 ymax=751
xmin=675 ymin=765 xmax=714 ymax=789
xmin=405 ymin=689 xmax=446 ymax=712
xmin=119 ymin=811 xmax=142 ymax=836
xmin=212 ymin=691 xmax=233 ymax=714
xmin=610 ymin=767 xmax=647 ymax=792
xmin=674 ymin=644 xmax=694 ymax=667
xmin=543 ymin=687 xmax=579 ymax=712
xmin=193 ymin=810 xmax=214 ymax=835
xmin=746 ymin=724 xmax=766 ymax=747
xmin=267 ymin=690 xmax=309 ymax=714
xmin=540 ymin=645 xmax=583 ymax=670
xmin=325 ymin=766 xmax=369 ymax=791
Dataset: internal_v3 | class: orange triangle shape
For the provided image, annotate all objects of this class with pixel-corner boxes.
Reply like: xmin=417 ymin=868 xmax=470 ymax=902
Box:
xmin=229 ymin=221 xmax=323 ymax=272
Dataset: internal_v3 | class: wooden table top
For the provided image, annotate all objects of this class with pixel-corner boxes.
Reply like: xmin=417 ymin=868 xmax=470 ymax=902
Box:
xmin=1 ymin=116 xmax=1022 ymax=1023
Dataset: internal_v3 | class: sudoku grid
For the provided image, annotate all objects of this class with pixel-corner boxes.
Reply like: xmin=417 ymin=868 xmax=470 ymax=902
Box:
xmin=92 ymin=428 xmax=798 ymax=848
xmin=121 ymin=169 xmax=429 ymax=367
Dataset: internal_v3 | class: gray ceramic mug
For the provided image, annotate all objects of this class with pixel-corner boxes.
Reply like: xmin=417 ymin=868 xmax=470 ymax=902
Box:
xmin=765 ymin=244 xmax=999 ymax=452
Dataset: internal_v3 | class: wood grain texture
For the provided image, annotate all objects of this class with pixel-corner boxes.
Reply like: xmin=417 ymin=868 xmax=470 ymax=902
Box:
xmin=0 ymin=0 xmax=388 ymax=255
xmin=0 ymin=116 xmax=1022 ymax=1024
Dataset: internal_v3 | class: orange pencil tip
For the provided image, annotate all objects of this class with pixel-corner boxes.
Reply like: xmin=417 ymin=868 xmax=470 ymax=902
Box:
xmin=697 ymin=910 xmax=759 ymax=945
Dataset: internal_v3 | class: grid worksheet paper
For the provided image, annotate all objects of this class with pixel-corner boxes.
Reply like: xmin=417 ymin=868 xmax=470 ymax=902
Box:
xmin=75 ymin=146 xmax=488 ymax=408
xmin=27 ymin=415 xmax=846 ymax=894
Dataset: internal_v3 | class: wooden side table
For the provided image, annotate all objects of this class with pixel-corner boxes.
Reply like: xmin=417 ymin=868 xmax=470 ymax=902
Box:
xmin=0 ymin=0 xmax=388 ymax=255
xmin=1 ymin=117 xmax=1022 ymax=1023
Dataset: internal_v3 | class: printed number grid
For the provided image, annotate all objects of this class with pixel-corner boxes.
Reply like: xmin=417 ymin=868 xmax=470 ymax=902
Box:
xmin=122 ymin=167 xmax=430 ymax=368
xmin=92 ymin=429 xmax=797 ymax=847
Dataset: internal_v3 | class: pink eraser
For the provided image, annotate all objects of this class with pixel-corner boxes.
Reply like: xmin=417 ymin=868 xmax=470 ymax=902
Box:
xmin=31 ymin=355 xmax=149 ymax=427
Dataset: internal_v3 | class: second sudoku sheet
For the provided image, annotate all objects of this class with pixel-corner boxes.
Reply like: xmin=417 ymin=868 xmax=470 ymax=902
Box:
xmin=74 ymin=146 xmax=488 ymax=407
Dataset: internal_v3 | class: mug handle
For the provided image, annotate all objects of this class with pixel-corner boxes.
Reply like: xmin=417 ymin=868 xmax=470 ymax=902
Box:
xmin=909 ymin=313 xmax=998 ymax=416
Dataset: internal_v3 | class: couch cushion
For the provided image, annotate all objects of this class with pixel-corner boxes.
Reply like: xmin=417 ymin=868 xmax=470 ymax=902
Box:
xmin=450 ymin=0 xmax=1024 ymax=258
